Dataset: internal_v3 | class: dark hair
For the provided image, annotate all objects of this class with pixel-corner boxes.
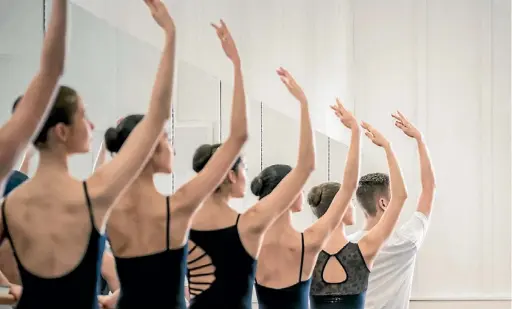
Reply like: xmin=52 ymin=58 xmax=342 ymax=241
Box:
xmin=355 ymin=173 xmax=390 ymax=216
xmin=250 ymin=164 xmax=292 ymax=199
xmin=192 ymin=143 xmax=242 ymax=173
xmin=104 ymin=114 xmax=144 ymax=153
xmin=12 ymin=96 xmax=22 ymax=114
xmin=33 ymin=85 xmax=79 ymax=147
xmin=192 ymin=143 xmax=243 ymax=191
xmin=308 ymin=182 xmax=340 ymax=218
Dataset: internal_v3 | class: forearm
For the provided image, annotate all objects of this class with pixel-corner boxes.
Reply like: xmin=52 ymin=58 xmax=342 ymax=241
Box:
xmin=384 ymin=144 xmax=407 ymax=199
xmin=228 ymin=63 xmax=248 ymax=141
xmin=40 ymin=0 xmax=67 ymax=75
xmin=296 ymin=100 xmax=315 ymax=171
xmin=341 ymin=127 xmax=361 ymax=190
xmin=147 ymin=31 xmax=176 ymax=122
xmin=417 ymin=138 xmax=435 ymax=190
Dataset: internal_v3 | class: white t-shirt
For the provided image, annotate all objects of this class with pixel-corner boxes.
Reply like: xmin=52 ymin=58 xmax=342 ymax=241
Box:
xmin=347 ymin=211 xmax=429 ymax=309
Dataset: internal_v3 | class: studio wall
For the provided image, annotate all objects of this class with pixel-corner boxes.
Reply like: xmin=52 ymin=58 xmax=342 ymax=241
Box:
xmin=1 ymin=0 xmax=510 ymax=307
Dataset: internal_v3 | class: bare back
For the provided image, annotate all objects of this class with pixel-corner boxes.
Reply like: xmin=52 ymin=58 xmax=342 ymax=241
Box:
xmin=107 ymin=183 xmax=189 ymax=257
xmin=256 ymin=227 xmax=311 ymax=288
xmin=1 ymin=175 xmax=97 ymax=278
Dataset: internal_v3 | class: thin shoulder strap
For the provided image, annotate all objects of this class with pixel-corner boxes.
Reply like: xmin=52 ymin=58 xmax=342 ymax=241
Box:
xmin=166 ymin=196 xmax=170 ymax=250
xmin=235 ymin=213 xmax=241 ymax=225
xmin=0 ymin=199 xmax=8 ymax=244
xmin=299 ymin=232 xmax=305 ymax=282
xmin=82 ymin=181 xmax=96 ymax=227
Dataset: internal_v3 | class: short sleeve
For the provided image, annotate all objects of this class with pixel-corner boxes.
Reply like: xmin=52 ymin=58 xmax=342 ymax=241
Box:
xmin=396 ymin=211 xmax=430 ymax=248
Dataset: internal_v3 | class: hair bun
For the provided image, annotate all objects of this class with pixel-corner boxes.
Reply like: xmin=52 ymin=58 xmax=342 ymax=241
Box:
xmin=192 ymin=144 xmax=215 ymax=173
xmin=250 ymin=176 xmax=264 ymax=197
xmin=104 ymin=127 xmax=121 ymax=153
xmin=307 ymin=186 xmax=323 ymax=207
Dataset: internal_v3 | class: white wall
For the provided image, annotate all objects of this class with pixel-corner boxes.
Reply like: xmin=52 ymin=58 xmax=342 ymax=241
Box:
xmin=1 ymin=0 xmax=510 ymax=306
xmin=351 ymin=0 xmax=511 ymax=301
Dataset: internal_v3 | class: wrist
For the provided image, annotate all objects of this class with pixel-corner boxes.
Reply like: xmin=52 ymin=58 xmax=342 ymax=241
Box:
xmin=232 ymin=58 xmax=241 ymax=69
xmin=415 ymin=134 xmax=424 ymax=143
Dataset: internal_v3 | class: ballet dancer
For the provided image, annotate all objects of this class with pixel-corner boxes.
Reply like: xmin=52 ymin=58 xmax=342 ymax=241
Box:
xmin=252 ymin=100 xmax=360 ymax=309
xmin=0 ymin=0 xmax=175 ymax=307
xmin=308 ymin=120 xmax=408 ymax=309
xmin=96 ymin=17 xmax=248 ymax=309
xmin=346 ymin=112 xmax=435 ymax=309
xmin=0 ymin=0 xmax=67 ymax=193
xmin=186 ymin=68 xmax=315 ymax=309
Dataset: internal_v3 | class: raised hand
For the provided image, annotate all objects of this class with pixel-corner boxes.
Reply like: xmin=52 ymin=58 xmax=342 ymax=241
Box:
xmin=361 ymin=121 xmax=389 ymax=147
xmin=330 ymin=98 xmax=358 ymax=130
xmin=392 ymin=111 xmax=422 ymax=140
xmin=144 ymin=0 xmax=175 ymax=33
xmin=277 ymin=67 xmax=307 ymax=103
xmin=211 ymin=20 xmax=240 ymax=65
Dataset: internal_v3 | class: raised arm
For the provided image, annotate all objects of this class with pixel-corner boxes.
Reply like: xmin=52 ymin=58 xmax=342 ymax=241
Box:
xmin=304 ymin=100 xmax=361 ymax=251
xmin=359 ymin=123 xmax=408 ymax=262
xmin=243 ymin=68 xmax=315 ymax=234
xmin=0 ymin=0 xmax=67 ymax=181
xmin=89 ymin=0 xmax=176 ymax=209
xmin=393 ymin=111 xmax=435 ymax=218
xmin=174 ymin=20 xmax=248 ymax=212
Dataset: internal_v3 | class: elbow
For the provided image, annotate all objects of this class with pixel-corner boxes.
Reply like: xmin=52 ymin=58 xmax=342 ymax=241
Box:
xmin=395 ymin=189 xmax=408 ymax=203
xmin=232 ymin=130 xmax=248 ymax=144
xmin=298 ymin=158 xmax=316 ymax=174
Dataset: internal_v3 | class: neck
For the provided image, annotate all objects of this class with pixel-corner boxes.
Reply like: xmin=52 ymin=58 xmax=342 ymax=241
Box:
xmin=34 ymin=147 xmax=69 ymax=176
xmin=207 ymin=189 xmax=231 ymax=209
xmin=270 ymin=210 xmax=293 ymax=232
xmin=131 ymin=165 xmax=156 ymax=190
xmin=363 ymin=215 xmax=380 ymax=231
xmin=336 ymin=222 xmax=348 ymax=237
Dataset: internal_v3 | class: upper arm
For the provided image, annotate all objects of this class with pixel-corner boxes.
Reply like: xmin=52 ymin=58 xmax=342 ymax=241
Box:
xmin=359 ymin=196 xmax=407 ymax=259
xmin=243 ymin=167 xmax=312 ymax=234
xmin=174 ymin=136 xmax=246 ymax=213
xmin=396 ymin=212 xmax=429 ymax=248
xmin=88 ymin=118 xmax=165 ymax=210
xmin=416 ymin=186 xmax=435 ymax=219
xmin=0 ymin=72 xmax=61 ymax=179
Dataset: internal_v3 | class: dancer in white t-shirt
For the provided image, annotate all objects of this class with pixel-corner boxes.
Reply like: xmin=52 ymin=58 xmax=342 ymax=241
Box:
xmin=348 ymin=111 xmax=436 ymax=309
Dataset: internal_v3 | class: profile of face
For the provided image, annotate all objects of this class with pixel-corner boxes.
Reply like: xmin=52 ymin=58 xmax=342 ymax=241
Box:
xmin=34 ymin=86 xmax=93 ymax=154
xmin=227 ymin=158 xmax=247 ymax=198
xmin=64 ymin=99 xmax=93 ymax=153
xmin=290 ymin=191 xmax=304 ymax=213
xmin=151 ymin=132 xmax=174 ymax=174
xmin=342 ymin=201 xmax=356 ymax=225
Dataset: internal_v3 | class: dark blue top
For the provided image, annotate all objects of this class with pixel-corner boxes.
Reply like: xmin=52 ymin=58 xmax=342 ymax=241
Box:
xmin=3 ymin=170 xmax=29 ymax=197
xmin=111 ymin=196 xmax=187 ymax=309
xmin=254 ymin=233 xmax=312 ymax=309
xmin=0 ymin=181 xmax=105 ymax=309
xmin=187 ymin=214 xmax=256 ymax=309
xmin=310 ymin=242 xmax=370 ymax=309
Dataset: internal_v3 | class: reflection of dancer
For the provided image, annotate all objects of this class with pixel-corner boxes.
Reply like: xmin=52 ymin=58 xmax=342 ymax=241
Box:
xmin=98 ymin=13 xmax=249 ymax=309
xmin=309 ymin=121 xmax=408 ymax=309
xmin=347 ymin=112 xmax=435 ymax=309
xmin=252 ymin=100 xmax=359 ymax=309
xmin=187 ymin=68 xmax=315 ymax=309
xmin=0 ymin=0 xmax=67 ymax=193
xmin=0 ymin=2 xmax=172 ymax=308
